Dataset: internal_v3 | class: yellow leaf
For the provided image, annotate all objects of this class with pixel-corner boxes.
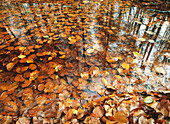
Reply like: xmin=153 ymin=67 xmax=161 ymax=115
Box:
xmin=68 ymin=36 xmax=76 ymax=44
xmin=18 ymin=55 xmax=26 ymax=59
xmin=87 ymin=48 xmax=94 ymax=53
xmin=111 ymin=27 xmax=117 ymax=30
xmin=133 ymin=52 xmax=140 ymax=58
xmin=137 ymin=38 xmax=145 ymax=42
xmin=122 ymin=63 xmax=130 ymax=70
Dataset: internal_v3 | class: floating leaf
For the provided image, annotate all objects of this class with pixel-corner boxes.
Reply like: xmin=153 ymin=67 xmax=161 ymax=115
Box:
xmin=149 ymin=39 xmax=155 ymax=43
xmin=43 ymin=35 xmax=49 ymax=38
xmin=80 ymin=72 xmax=89 ymax=79
xmin=18 ymin=55 xmax=26 ymax=59
xmin=146 ymin=31 xmax=154 ymax=35
xmin=6 ymin=62 xmax=15 ymax=71
xmin=137 ymin=37 xmax=146 ymax=42
xmin=29 ymin=64 xmax=37 ymax=70
xmin=29 ymin=70 xmax=39 ymax=81
xmin=133 ymin=52 xmax=140 ymax=58
xmin=16 ymin=117 xmax=30 ymax=124
xmin=111 ymin=27 xmax=117 ymax=29
xmin=5 ymin=101 xmax=18 ymax=112
xmin=144 ymin=96 xmax=153 ymax=104
xmin=93 ymin=106 xmax=104 ymax=118
xmin=87 ymin=48 xmax=94 ymax=54
xmin=68 ymin=36 xmax=76 ymax=44
xmin=55 ymin=75 xmax=59 ymax=79
xmin=113 ymin=111 xmax=128 ymax=123
xmin=122 ymin=63 xmax=130 ymax=70
xmin=65 ymin=109 xmax=74 ymax=120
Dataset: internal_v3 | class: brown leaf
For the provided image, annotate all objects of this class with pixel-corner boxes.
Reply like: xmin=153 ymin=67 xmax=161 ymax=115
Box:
xmin=16 ymin=117 xmax=30 ymax=124
xmin=93 ymin=106 xmax=104 ymax=118
xmin=77 ymin=108 xmax=85 ymax=120
xmin=65 ymin=109 xmax=74 ymax=120
xmin=5 ymin=101 xmax=18 ymax=112
xmin=113 ymin=112 xmax=128 ymax=123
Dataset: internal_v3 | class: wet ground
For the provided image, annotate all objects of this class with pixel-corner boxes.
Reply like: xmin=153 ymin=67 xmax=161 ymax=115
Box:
xmin=0 ymin=0 xmax=169 ymax=123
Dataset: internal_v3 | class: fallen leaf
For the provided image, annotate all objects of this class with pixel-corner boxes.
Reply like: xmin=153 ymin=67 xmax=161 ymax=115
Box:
xmin=137 ymin=37 xmax=145 ymax=42
xmin=16 ymin=117 xmax=30 ymax=124
xmin=144 ymin=96 xmax=153 ymax=104
xmin=113 ymin=111 xmax=128 ymax=123
xmin=87 ymin=48 xmax=94 ymax=54
xmin=122 ymin=63 xmax=130 ymax=70
xmin=6 ymin=62 xmax=15 ymax=71
xmin=93 ymin=106 xmax=104 ymax=118
xmin=65 ymin=109 xmax=74 ymax=120
xmin=18 ymin=55 xmax=26 ymax=59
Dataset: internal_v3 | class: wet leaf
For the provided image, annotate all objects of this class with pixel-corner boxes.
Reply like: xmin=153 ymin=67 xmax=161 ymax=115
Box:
xmin=137 ymin=38 xmax=146 ymax=42
xmin=65 ymin=109 xmax=74 ymax=120
xmin=18 ymin=55 xmax=26 ymax=59
xmin=29 ymin=64 xmax=37 ymax=70
xmin=29 ymin=70 xmax=39 ymax=81
xmin=16 ymin=117 xmax=30 ymax=124
xmin=113 ymin=111 xmax=128 ymax=123
xmin=133 ymin=52 xmax=140 ymax=58
xmin=5 ymin=101 xmax=18 ymax=112
xmin=6 ymin=62 xmax=15 ymax=71
xmin=122 ymin=63 xmax=130 ymax=70
xmin=21 ymin=80 xmax=32 ymax=88
xmin=144 ymin=96 xmax=153 ymax=104
xmin=80 ymin=72 xmax=89 ymax=79
xmin=87 ymin=48 xmax=94 ymax=54
xmin=93 ymin=106 xmax=104 ymax=118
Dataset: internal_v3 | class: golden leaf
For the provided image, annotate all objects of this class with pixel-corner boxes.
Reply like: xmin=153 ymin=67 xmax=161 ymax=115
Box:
xmin=18 ymin=55 xmax=26 ymax=59
xmin=122 ymin=63 xmax=130 ymax=70
xmin=137 ymin=37 xmax=145 ymax=42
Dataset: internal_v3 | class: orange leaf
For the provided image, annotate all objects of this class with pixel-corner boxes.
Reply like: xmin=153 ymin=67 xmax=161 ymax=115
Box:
xmin=29 ymin=64 xmax=37 ymax=70
xmin=6 ymin=62 xmax=15 ymax=71
xmin=65 ymin=109 xmax=74 ymax=120
xmin=113 ymin=112 xmax=128 ymax=123
xmin=93 ymin=106 xmax=104 ymax=118
xmin=5 ymin=101 xmax=18 ymax=112
xmin=21 ymin=80 xmax=32 ymax=88
xmin=122 ymin=63 xmax=130 ymax=70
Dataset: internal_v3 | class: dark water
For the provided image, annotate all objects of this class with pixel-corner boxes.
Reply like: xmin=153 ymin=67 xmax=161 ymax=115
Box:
xmin=0 ymin=0 xmax=169 ymax=122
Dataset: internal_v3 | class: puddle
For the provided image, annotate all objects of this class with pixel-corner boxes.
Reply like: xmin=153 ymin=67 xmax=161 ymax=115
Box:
xmin=0 ymin=0 xmax=169 ymax=123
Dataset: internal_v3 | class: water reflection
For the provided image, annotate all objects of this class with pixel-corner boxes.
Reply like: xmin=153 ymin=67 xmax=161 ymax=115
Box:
xmin=0 ymin=0 xmax=169 ymax=121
